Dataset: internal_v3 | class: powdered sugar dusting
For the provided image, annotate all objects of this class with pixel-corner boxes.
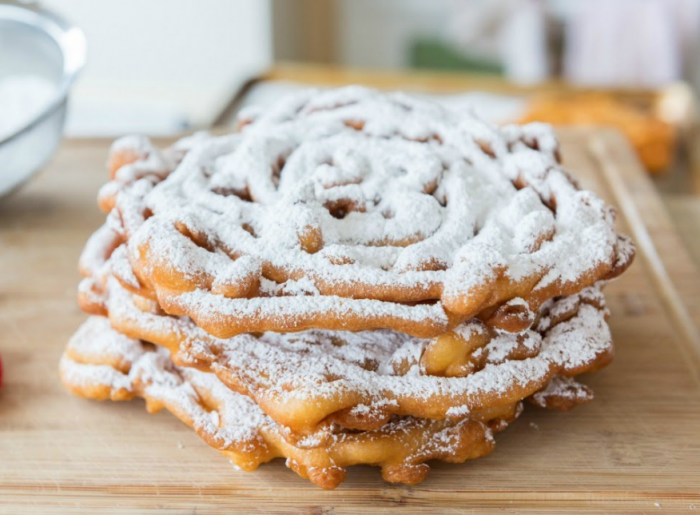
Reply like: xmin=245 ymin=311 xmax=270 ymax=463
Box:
xmin=95 ymin=87 xmax=632 ymax=333
xmin=61 ymin=318 xmax=272 ymax=449
xmin=529 ymin=375 xmax=594 ymax=408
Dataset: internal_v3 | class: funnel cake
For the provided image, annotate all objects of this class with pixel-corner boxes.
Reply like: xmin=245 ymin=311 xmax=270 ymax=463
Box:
xmin=62 ymin=86 xmax=635 ymax=491
xmin=84 ymin=269 xmax=612 ymax=439
xmin=61 ymin=317 xmax=519 ymax=489
xmin=90 ymin=87 xmax=634 ymax=339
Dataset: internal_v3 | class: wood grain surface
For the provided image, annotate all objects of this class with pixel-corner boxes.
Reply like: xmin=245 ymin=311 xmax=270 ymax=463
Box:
xmin=1 ymin=129 xmax=699 ymax=514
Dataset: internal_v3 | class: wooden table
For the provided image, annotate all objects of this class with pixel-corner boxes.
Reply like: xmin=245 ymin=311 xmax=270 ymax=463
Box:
xmin=1 ymin=130 xmax=700 ymax=513
xmin=665 ymin=195 xmax=700 ymax=270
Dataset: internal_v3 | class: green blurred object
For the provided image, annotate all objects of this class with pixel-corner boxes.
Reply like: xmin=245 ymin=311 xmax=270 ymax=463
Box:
xmin=410 ymin=38 xmax=503 ymax=75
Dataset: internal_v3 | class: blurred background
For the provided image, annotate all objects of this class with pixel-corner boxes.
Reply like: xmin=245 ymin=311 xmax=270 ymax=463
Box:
xmin=5 ymin=0 xmax=700 ymax=189
xmin=32 ymin=0 xmax=697 ymax=184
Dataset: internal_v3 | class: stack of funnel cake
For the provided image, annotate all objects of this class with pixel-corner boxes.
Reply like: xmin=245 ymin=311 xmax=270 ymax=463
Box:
xmin=61 ymin=87 xmax=635 ymax=489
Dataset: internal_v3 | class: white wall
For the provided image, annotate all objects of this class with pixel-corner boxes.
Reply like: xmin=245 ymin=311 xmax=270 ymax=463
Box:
xmin=45 ymin=0 xmax=272 ymax=135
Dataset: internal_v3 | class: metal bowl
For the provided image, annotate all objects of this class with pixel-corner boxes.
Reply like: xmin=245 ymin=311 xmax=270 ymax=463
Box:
xmin=0 ymin=0 xmax=85 ymax=196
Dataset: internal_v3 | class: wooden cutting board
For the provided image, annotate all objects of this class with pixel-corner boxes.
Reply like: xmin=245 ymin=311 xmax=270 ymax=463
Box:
xmin=1 ymin=129 xmax=699 ymax=514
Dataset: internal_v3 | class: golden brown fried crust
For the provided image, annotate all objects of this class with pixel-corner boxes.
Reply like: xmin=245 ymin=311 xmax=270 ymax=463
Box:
xmin=82 ymin=275 xmax=612 ymax=440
